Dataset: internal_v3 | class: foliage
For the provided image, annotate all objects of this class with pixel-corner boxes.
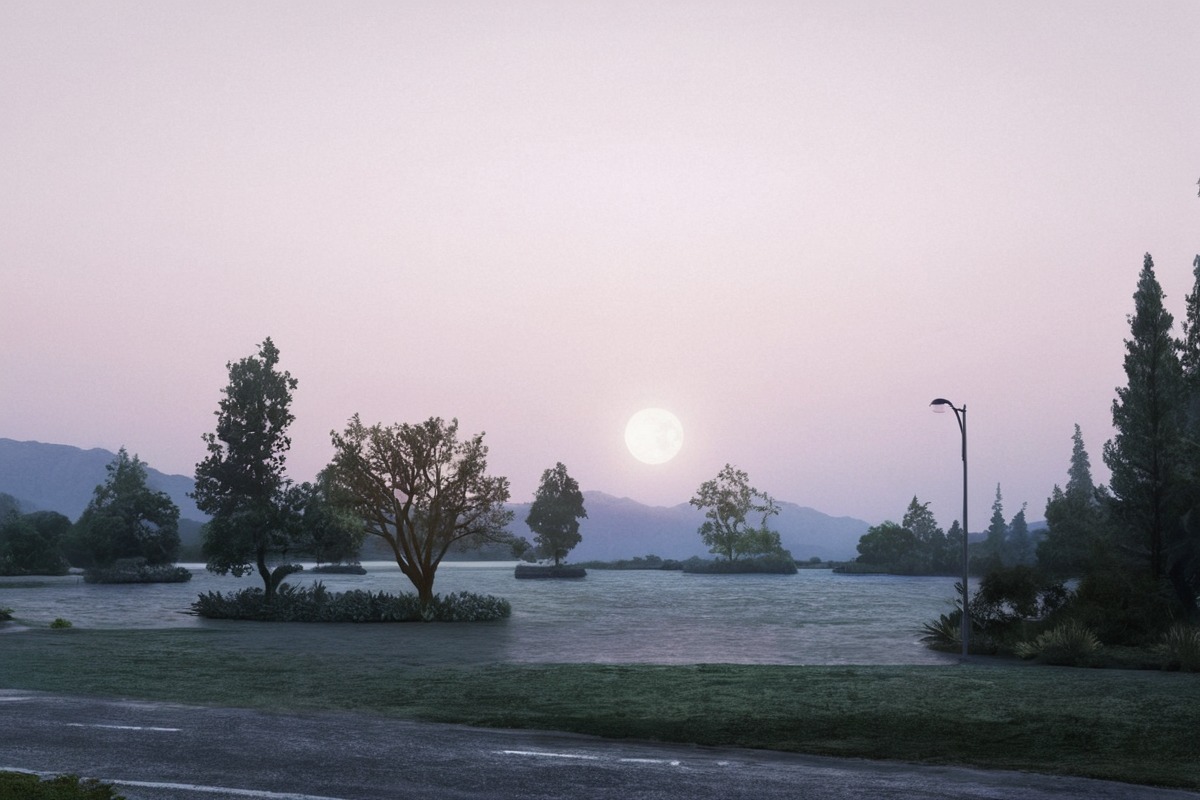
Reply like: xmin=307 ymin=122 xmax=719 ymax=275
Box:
xmin=1103 ymin=254 xmax=1185 ymax=587
xmin=298 ymin=471 xmax=366 ymax=566
xmin=918 ymin=610 xmax=962 ymax=650
xmin=689 ymin=464 xmax=782 ymax=561
xmin=680 ymin=554 xmax=797 ymax=574
xmin=327 ymin=415 xmax=514 ymax=608
xmin=855 ymin=521 xmax=918 ymax=571
xmin=1038 ymin=426 xmax=1110 ymax=579
xmin=0 ymin=608 xmax=12 ymax=621
xmin=525 ymin=462 xmax=587 ymax=565
xmin=0 ymin=772 xmax=124 ymax=800
xmin=1013 ymin=620 xmax=1102 ymax=666
xmin=191 ymin=583 xmax=511 ymax=622
xmin=575 ymin=555 xmax=686 ymax=570
xmin=50 ymin=618 xmax=71 ymax=629
xmin=68 ymin=448 xmax=180 ymax=568
xmin=193 ymin=338 xmax=307 ymax=601
xmin=0 ymin=511 xmax=71 ymax=576
xmin=1157 ymin=623 xmax=1200 ymax=672
xmin=82 ymin=559 xmax=192 ymax=584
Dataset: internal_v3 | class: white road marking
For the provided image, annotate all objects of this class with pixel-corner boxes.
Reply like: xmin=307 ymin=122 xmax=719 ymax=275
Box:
xmin=500 ymin=749 xmax=601 ymax=760
xmin=499 ymin=750 xmax=683 ymax=767
xmin=0 ymin=697 xmax=35 ymax=702
xmin=0 ymin=769 xmax=349 ymax=800
xmin=111 ymin=779 xmax=350 ymax=799
xmin=65 ymin=723 xmax=181 ymax=732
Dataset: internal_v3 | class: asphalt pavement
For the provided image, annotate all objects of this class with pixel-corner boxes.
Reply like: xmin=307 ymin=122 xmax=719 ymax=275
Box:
xmin=2 ymin=690 xmax=1197 ymax=800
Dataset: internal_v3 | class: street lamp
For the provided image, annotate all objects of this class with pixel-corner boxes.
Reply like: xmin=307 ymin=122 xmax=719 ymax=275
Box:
xmin=930 ymin=398 xmax=969 ymax=659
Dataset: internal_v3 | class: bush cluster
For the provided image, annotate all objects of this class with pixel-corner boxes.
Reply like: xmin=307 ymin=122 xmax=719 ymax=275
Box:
xmin=1157 ymin=623 xmax=1200 ymax=672
xmin=1014 ymin=620 xmax=1102 ymax=666
xmin=191 ymin=582 xmax=511 ymax=623
xmin=0 ymin=772 xmax=122 ymax=800
xmin=82 ymin=561 xmax=192 ymax=584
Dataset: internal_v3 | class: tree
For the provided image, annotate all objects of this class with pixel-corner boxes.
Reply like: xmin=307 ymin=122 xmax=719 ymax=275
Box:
xmin=299 ymin=472 xmax=366 ymax=566
xmin=902 ymin=496 xmax=946 ymax=572
xmin=327 ymin=415 xmax=514 ymax=608
xmin=981 ymin=484 xmax=1007 ymax=567
xmin=856 ymin=521 xmax=918 ymax=569
xmin=1038 ymin=425 xmax=1109 ymax=578
xmin=525 ymin=462 xmax=587 ymax=565
xmin=1103 ymin=254 xmax=1184 ymax=581
xmin=1006 ymin=503 xmax=1034 ymax=566
xmin=689 ymin=464 xmax=782 ymax=561
xmin=69 ymin=448 xmax=180 ymax=568
xmin=192 ymin=338 xmax=305 ymax=601
xmin=0 ymin=511 xmax=70 ymax=576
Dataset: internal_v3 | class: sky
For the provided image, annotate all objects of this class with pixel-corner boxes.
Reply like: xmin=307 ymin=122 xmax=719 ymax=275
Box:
xmin=2 ymin=1 xmax=1198 ymax=530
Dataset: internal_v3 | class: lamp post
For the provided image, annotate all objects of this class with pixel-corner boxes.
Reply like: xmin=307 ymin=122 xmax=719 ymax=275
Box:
xmin=930 ymin=398 xmax=969 ymax=659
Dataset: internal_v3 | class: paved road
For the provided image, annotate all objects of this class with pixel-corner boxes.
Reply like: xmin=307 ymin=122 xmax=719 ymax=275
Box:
xmin=2 ymin=690 xmax=1197 ymax=800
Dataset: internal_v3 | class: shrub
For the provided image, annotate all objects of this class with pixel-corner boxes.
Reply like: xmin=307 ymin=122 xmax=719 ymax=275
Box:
xmin=50 ymin=618 xmax=72 ymax=629
xmin=0 ymin=772 xmax=124 ymax=800
xmin=1014 ymin=620 xmax=1101 ymax=666
xmin=919 ymin=611 xmax=961 ymax=651
xmin=192 ymin=583 xmax=511 ymax=622
xmin=1157 ymin=623 xmax=1200 ymax=672
xmin=83 ymin=561 xmax=192 ymax=584
xmin=0 ymin=608 xmax=12 ymax=622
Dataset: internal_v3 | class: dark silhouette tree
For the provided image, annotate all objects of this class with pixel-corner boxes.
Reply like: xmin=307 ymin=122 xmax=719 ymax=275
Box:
xmin=1103 ymin=254 xmax=1184 ymax=581
xmin=69 ymin=448 xmax=180 ymax=568
xmin=328 ymin=415 xmax=513 ymax=609
xmin=193 ymin=338 xmax=305 ymax=601
xmin=526 ymin=462 xmax=587 ymax=566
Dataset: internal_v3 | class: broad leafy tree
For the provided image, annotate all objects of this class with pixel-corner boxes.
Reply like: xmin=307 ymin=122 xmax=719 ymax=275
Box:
xmin=856 ymin=521 xmax=918 ymax=569
xmin=327 ymin=415 xmax=514 ymax=608
xmin=526 ymin=462 xmax=587 ymax=565
xmin=689 ymin=464 xmax=782 ymax=561
xmin=299 ymin=472 xmax=365 ymax=566
xmin=193 ymin=338 xmax=305 ymax=601
xmin=0 ymin=511 xmax=71 ymax=576
xmin=902 ymin=496 xmax=947 ymax=572
xmin=1103 ymin=254 xmax=1184 ymax=581
xmin=69 ymin=448 xmax=180 ymax=567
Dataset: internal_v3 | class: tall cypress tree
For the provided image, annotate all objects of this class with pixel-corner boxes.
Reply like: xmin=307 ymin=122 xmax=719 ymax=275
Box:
xmin=1103 ymin=254 xmax=1183 ymax=580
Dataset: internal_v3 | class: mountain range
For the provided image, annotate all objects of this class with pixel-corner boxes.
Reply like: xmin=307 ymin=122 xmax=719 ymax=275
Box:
xmin=0 ymin=438 xmax=868 ymax=561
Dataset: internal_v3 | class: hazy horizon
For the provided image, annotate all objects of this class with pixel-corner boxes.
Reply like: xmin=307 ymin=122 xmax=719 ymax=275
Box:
xmin=3 ymin=2 xmax=1198 ymax=528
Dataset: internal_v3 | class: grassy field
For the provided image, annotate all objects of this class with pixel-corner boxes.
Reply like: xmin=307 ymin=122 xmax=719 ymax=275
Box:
xmin=1 ymin=624 xmax=1198 ymax=790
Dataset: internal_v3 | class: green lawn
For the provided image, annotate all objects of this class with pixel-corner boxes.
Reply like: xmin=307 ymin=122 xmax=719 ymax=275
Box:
xmin=1 ymin=625 xmax=1198 ymax=790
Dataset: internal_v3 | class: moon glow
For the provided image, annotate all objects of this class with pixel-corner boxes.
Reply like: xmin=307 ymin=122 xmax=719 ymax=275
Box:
xmin=625 ymin=408 xmax=684 ymax=465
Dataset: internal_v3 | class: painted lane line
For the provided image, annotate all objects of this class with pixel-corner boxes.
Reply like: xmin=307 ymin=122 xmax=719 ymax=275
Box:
xmin=112 ymin=779 xmax=350 ymax=800
xmin=500 ymin=749 xmax=601 ymax=760
xmin=500 ymin=750 xmax=683 ymax=767
xmin=0 ymin=697 xmax=36 ymax=702
xmin=65 ymin=723 xmax=181 ymax=732
xmin=0 ymin=770 xmax=349 ymax=800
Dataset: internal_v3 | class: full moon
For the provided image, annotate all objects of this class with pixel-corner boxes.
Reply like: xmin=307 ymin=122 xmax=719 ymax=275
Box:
xmin=624 ymin=408 xmax=684 ymax=465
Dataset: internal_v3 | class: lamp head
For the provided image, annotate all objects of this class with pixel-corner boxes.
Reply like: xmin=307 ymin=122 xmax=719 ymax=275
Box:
xmin=930 ymin=398 xmax=952 ymax=414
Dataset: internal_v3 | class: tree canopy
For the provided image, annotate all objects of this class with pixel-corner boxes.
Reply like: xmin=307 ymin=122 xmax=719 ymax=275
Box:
xmin=192 ymin=338 xmax=305 ymax=600
xmin=69 ymin=448 xmax=180 ymax=568
xmin=689 ymin=464 xmax=782 ymax=561
xmin=526 ymin=462 xmax=587 ymax=566
xmin=327 ymin=415 xmax=513 ymax=608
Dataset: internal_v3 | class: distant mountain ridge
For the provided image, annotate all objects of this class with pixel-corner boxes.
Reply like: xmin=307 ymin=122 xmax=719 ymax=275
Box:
xmin=0 ymin=438 xmax=204 ymax=521
xmin=0 ymin=438 xmax=868 ymax=560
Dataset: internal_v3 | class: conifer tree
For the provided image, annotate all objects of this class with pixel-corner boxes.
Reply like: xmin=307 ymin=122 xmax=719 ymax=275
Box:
xmin=1103 ymin=254 xmax=1184 ymax=580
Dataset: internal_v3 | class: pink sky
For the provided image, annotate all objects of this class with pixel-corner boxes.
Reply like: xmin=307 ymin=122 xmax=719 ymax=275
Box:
xmin=2 ymin=2 xmax=1198 ymax=529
